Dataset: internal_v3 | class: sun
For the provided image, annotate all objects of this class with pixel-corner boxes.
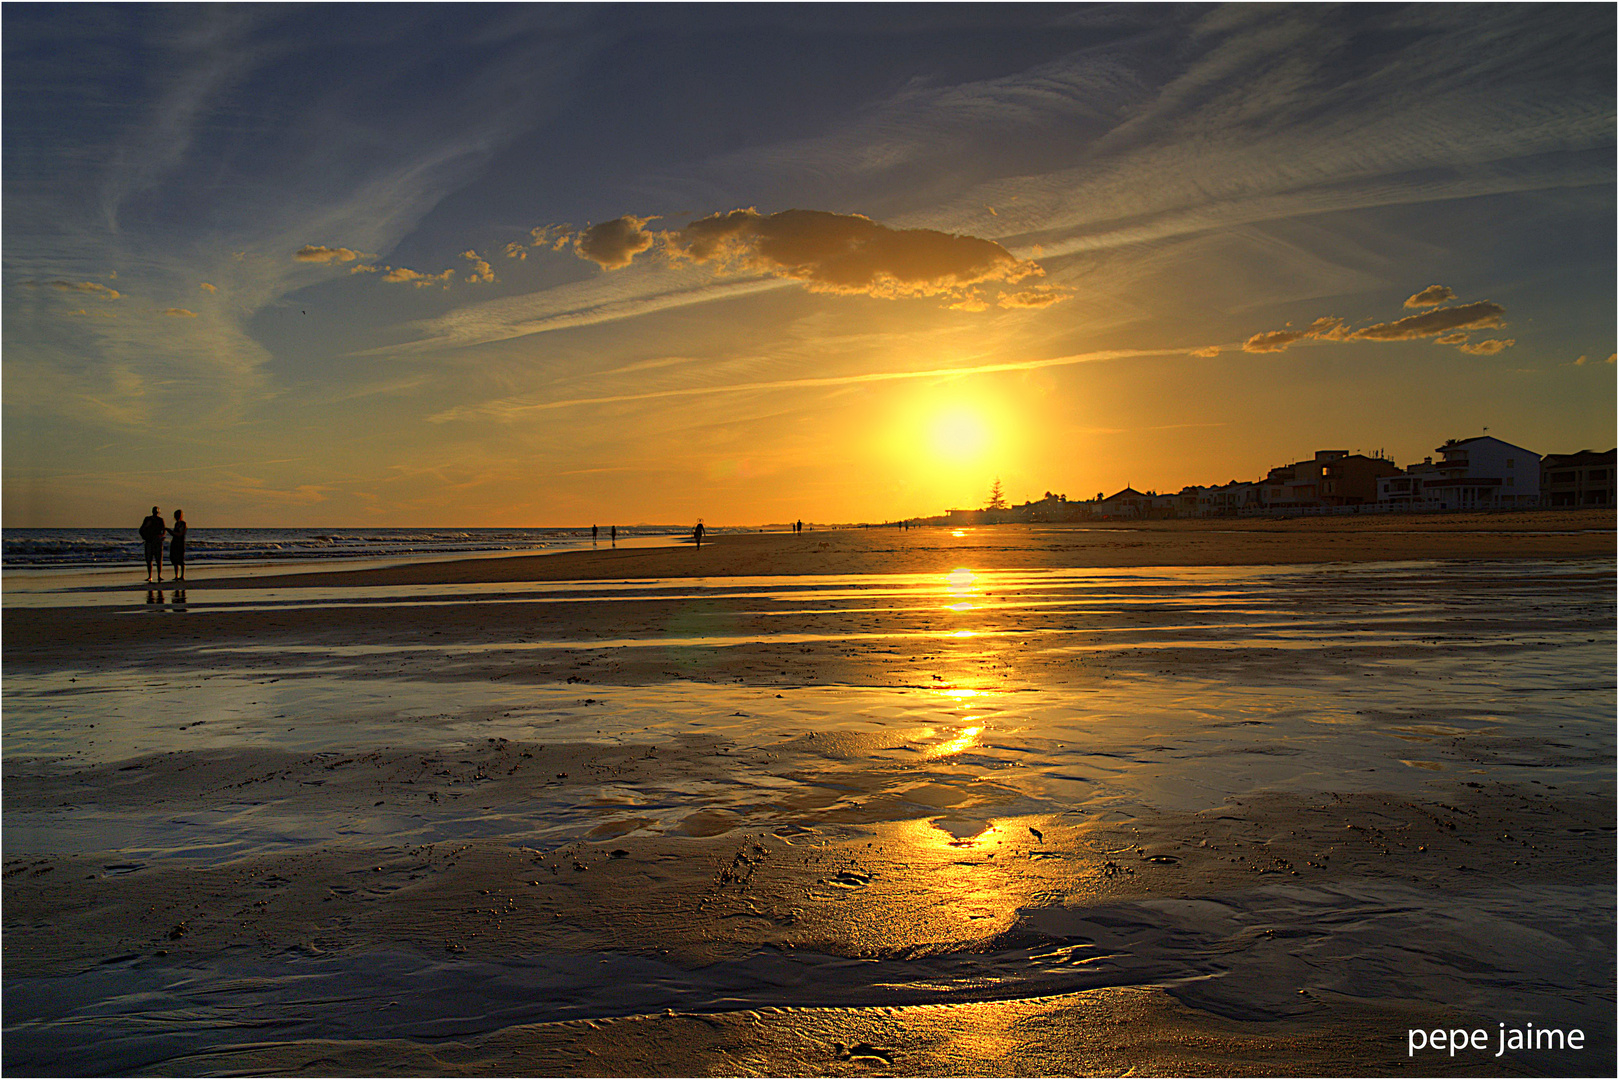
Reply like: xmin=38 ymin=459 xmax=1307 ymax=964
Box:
xmin=929 ymin=404 xmax=991 ymax=466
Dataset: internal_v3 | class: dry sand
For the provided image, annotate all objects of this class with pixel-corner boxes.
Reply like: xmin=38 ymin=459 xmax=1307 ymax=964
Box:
xmin=4 ymin=512 xmax=1614 ymax=1075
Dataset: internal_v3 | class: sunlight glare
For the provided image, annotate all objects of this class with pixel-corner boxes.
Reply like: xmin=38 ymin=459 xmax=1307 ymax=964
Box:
xmin=935 ymin=725 xmax=984 ymax=757
xmin=930 ymin=405 xmax=990 ymax=465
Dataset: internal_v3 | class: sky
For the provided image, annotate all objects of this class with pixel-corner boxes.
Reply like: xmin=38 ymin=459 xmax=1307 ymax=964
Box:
xmin=4 ymin=3 xmax=1614 ymax=527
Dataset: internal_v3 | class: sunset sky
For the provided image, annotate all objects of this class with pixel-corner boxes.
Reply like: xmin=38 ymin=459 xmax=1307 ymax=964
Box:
xmin=4 ymin=4 xmax=1614 ymax=527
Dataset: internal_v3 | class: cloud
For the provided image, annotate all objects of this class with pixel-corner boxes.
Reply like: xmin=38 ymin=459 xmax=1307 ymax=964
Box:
xmin=1242 ymin=316 xmax=1347 ymax=353
xmin=294 ymin=245 xmax=364 ymax=263
xmin=1348 ymin=300 xmax=1506 ymax=341
xmin=428 ymin=346 xmax=1171 ymax=423
xmin=666 ymin=208 xmax=1041 ymax=299
xmin=462 ymin=250 xmax=495 ymax=284
xmin=1190 ymin=345 xmax=1221 ymax=358
xmin=948 ymin=297 xmax=989 ymax=312
xmin=1404 ymin=285 xmax=1456 ymax=308
xmin=382 ymin=266 xmax=455 ymax=287
xmin=1242 ymin=294 xmax=1509 ymax=354
xmin=997 ymin=287 xmax=1069 ymax=309
xmin=503 ymin=242 xmax=528 ymax=261
xmin=199 ymin=282 xmax=217 ymax=294
xmin=1243 ymin=329 xmax=1308 ymax=353
xmin=162 ymin=308 xmax=198 ymax=318
xmin=574 ymin=215 xmax=657 ymax=269
xmin=49 ymin=280 xmax=120 ymax=299
xmin=1306 ymin=316 xmax=1348 ymax=340
xmin=1610 ymin=354 xmax=1617 ymax=365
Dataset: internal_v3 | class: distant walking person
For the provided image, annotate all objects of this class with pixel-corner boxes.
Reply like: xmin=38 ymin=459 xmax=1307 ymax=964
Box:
xmin=693 ymin=521 xmax=705 ymax=549
xmin=592 ymin=524 xmax=598 ymax=544
xmin=170 ymin=509 xmax=188 ymax=581
xmin=610 ymin=525 xmax=617 ymax=545
xmin=795 ymin=519 xmax=803 ymax=533
xmin=139 ymin=506 xmax=166 ymax=582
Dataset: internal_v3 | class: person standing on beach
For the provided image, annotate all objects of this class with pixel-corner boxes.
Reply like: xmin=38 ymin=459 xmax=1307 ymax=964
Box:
xmin=139 ymin=506 xmax=166 ymax=582
xmin=592 ymin=524 xmax=598 ymax=543
xmin=610 ymin=525 xmax=617 ymax=545
xmin=169 ymin=509 xmax=188 ymax=581
xmin=694 ymin=521 xmax=705 ymax=548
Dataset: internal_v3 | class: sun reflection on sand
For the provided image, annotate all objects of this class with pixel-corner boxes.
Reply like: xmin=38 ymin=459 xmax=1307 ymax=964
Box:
xmin=932 ymin=724 xmax=983 ymax=757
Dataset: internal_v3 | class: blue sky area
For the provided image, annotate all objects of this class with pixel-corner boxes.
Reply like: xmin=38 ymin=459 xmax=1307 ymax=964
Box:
xmin=4 ymin=4 xmax=1614 ymax=525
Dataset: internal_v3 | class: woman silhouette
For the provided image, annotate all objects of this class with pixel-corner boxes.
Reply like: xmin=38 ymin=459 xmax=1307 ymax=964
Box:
xmin=170 ymin=509 xmax=188 ymax=580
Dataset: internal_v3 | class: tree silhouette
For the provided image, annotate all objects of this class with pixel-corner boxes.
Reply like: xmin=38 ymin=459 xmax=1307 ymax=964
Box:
xmin=987 ymin=478 xmax=1007 ymax=510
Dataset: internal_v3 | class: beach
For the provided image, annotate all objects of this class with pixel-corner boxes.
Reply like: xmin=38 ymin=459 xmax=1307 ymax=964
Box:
xmin=4 ymin=511 xmax=1614 ymax=1075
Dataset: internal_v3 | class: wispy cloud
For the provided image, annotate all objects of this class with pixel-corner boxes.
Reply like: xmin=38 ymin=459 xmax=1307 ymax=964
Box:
xmin=428 ymin=346 xmax=1170 ymax=423
xmin=45 ymin=280 xmax=121 ymax=299
xmin=161 ymin=307 xmax=198 ymax=318
xmin=381 ymin=266 xmax=455 ymax=288
xmin=1348 ymin=301 xmax=1505 ymax=342
xmin=354 ymin=271 xmax=788 ymax=356
xmin=1242 ymin=329 xmax=1307 ymax=354
xmin=294 ymin=245 xmax=365 ymax=263
xmin=996 ymin=286 xmax=1069 ymax=309
xmin=1239 ymin=294 xmax=1510 ymax=355
xmin=1456 ymin=339 xmax=1513 ymax=355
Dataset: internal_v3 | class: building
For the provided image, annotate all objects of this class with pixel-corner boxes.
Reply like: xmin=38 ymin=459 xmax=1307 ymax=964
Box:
xmin=1379 ymin=436 xmax=1540 ymax=510
xmin=1378 ymin=458 xmax=1441 ymax=509
xmin=1200 ymin=480 xmax=1263 ymax=516
xmin=1318 ymin=451 xmax=1401 ymax=506
xmin=1094 ymin=486 xmax=1151 ymax=519
xmin=1260 ymin=450 xmax=1398 ymax=510
xmin=1540 ymin=449 xmax=1616 ymax=508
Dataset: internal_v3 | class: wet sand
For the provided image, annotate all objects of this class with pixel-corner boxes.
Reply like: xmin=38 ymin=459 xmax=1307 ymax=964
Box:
xmin=4 ymin=513 xmax=1614 ymax=1075
xmin=190 ymin=510 xmax=1616 ymax=588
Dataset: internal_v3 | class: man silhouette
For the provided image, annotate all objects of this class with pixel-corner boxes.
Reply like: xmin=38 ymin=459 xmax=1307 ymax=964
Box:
xmin=139 ymin=506 xmax=166 ymax=582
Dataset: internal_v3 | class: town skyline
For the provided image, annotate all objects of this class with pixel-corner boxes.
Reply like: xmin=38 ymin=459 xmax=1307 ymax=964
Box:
xmin=4 ymin=6 xmax=1614 ymax=528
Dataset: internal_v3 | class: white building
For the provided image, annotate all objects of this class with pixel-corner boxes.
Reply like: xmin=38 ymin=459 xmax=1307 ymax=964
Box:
xmin=1378 ymin=436 xmax=1540 ymax=510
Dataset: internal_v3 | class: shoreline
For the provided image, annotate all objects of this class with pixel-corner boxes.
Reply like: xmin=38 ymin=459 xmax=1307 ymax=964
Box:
xmin=169 ymin=510 xmax=1614 ymax=590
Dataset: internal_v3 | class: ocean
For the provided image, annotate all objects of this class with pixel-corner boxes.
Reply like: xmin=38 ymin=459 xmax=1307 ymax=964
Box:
xmin=1 ymin=525 xmax=704 ymax=569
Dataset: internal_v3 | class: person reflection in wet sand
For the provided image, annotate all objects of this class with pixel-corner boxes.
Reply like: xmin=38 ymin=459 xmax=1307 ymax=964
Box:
xmin=170 ymin=509 xmax=188 ymax=581
xmin=140 ymin=506 xmax=166 ymax=582
xmin=146 ymin=588 xmax=164 ymax=604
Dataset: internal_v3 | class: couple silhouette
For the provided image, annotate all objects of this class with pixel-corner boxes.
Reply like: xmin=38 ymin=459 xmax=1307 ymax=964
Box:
xmin=138 ymin=506 xmax=188 ymax=582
